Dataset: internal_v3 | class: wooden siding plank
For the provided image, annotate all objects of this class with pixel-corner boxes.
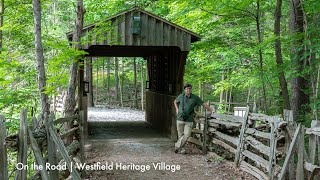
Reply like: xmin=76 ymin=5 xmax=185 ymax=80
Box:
xmin=159 ymin=21 xmax=164 ymax=46
xmin=125 ymin=12 xmax=133 ymax=45
xmin=120 ymin=14 xmax=126 ymax=45
xmin=176 ymin=29 xmax=183 ymax=50
xmin=116 ymin=17 xmax=122 ymax=45
xmin=140 ymin=13 xmax=148 ymax=46
xmin=112 ymin=18 xmax=119 ymax=45
xmin=184 ymin=33 xmax=191 ymax=51
xmin=163 ymin=23 xmax=170 ymax=46
xmin=132 ymin=11 xmax=141 ymax=46
xmin=149 ymin=16 xmax=156 ymax=46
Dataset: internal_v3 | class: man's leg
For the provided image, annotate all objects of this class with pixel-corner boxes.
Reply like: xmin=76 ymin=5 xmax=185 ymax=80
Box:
xmin=176 ymin=121 xmax=184 ymax=139
xmin=175 ymin=121 xmax=185 ymax=152
xmin=179 ymin=122 xmax=193 ymax=149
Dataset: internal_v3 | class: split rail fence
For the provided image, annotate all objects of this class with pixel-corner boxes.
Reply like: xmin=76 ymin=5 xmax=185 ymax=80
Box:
xmin=189 ymin=107 xmax=320 ymax=180
xmin=0 ymin=109 xmax=85 ymax=180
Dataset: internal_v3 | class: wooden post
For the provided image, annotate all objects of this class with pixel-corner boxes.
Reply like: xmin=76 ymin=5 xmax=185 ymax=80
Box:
xmin=46 ymin=114 xmax=59 ymax=179
xmin=283 ymin=109 xmax=295 ymax=179
xmin=309 ymin=120 xmax=319 ymax=164
xmin=79 ymin=57 xmax=88 ymax=138
xmin=15 ymin=109 xmax=28 ymax=180
xmin=0 ymin=115 xmax=8 ymax=180
xmin=234 ymin=105 xmax=249 ymax=166
xmin=278 ymin=124 xmax=301 ymax=180
xmin=85 ymin=57 xmax=94 ymax=107
xmin=296 ymin=125 xmax=305 ymax=180
xmin=49 ymin=126 xmax=81 ymax=179
xmin=29 ymin=126 xmax=50 ymax=180
xmin=82 ymin=96 xmax=88 ymax=139
xmin=79 ymin=111 xmax=86 ymax=177
xmin=269 ymin=117 xmax=278 ymax=179
xmin=78 ymin=57 xmax=84 ymax=112
xmin=32 ymin=117 xmax=38 ymax=131
xmin=202 ymin=107 xmax=208 ymax=154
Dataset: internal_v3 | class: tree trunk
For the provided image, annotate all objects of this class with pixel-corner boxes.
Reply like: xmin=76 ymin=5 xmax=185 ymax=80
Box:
xmin=63 ymin=0 xmax=84 ymax=143
xmin=120 ymin=58 xmax=124 ymax=107
xmin=141 ymin=62 xmax=144 ymax=110
xmin=102 ymin=58 xmax=105 ymax=104
xmin=134 ymin=57 xmax=138 ymax=108
xmin=0 ymin=0 xmax=4 ymax=50
xmin=225 ymin=88 xmax=228 ymax=112
xmin=64 ymin=0 xmax=84 ymax=116
xmin=114 ymin=57 xmax=119 ymax=101
xmin=290 ymin=0 xmax=309 ymax=121
xmin=32 ymin=0 xmax=50 ymax=121
xmin=107 ymin=57 xmax=110 ymax=103
xmin=220 ymin=72 xmax=225 ymax=104
xmin=274 ymin=0 xmax=291 ymax=110
xmin=256 ymin=0 xmax=267 ymax=114
xmin=228 ymin=87 xmax=232 ymax=112
xmin=96 ymin=59 xmax=99 ymax=104
xmin=315 ymin=65 xmax=320 ymax=120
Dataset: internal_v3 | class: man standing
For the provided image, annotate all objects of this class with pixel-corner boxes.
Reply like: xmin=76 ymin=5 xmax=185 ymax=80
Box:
xmin=174 ymin=83 xmax=214 ymax=153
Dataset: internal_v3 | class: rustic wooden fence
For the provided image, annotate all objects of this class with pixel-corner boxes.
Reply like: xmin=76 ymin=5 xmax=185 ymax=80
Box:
xmin=190 ymin=108 xmax=320 ymax=180
xmin=0 ymin=109 xmax=85 ymax=180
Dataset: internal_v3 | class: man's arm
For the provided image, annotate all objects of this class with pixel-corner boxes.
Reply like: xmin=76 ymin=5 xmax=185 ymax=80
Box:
xmin=202 ymin=103 xmax=214 ymax=113
xmin=174 ymin=100 xmax=179 ymax=114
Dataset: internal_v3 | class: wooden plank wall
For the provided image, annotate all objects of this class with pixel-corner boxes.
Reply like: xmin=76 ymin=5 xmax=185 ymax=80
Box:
xmin=146 ymin=47 xmax=185 ymax=95
xmin=146 ymin=91 xmax=177 ymax=139
xmin=80 ymin=11 xmax=192 ymax=51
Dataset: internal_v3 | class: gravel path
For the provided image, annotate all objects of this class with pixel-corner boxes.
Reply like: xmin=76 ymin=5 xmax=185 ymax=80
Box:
xmin=88 ymin=107 xmax=145 ymax=122
xmin=85 ymin=107 xmax=256 ymax=180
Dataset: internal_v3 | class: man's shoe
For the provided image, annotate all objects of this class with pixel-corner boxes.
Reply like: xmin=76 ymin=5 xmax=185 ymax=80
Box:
xmin=180 ymin=149 xmax=186 ymax=154
xmin=174 ymin=146 xmax=179 ymax=153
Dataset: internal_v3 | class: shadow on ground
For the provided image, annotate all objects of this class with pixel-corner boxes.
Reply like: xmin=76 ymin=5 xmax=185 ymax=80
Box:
xmin=88 ymin=121 xmax=166 ymax=140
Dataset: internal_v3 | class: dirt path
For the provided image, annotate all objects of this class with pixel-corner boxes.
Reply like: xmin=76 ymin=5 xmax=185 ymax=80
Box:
xmin=84 ymin=107 xmax=256 ymax=180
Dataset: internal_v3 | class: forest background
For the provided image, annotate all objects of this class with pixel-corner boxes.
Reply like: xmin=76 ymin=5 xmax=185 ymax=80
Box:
xmin=0 ymin=0 xmax=319 ymax=134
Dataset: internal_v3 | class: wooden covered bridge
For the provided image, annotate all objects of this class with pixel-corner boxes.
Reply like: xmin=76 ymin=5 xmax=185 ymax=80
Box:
xmin=67 ymin=7 xmax=201 ymax=139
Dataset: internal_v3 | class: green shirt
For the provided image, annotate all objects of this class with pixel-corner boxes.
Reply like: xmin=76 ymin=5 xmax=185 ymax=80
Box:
xmin=175 ymin=93 xmax=204 ymax=122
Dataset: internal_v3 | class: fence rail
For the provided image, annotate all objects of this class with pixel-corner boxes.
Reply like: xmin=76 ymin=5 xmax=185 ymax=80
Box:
xmin=0 ymin=109 xmax=85 ymax=180
xmin=190 ymin=107 xmax=320 ymax=180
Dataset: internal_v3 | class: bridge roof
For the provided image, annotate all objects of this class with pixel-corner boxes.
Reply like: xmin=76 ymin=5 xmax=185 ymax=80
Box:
xmin=67 ymin=7 xmax=201 ymax=52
